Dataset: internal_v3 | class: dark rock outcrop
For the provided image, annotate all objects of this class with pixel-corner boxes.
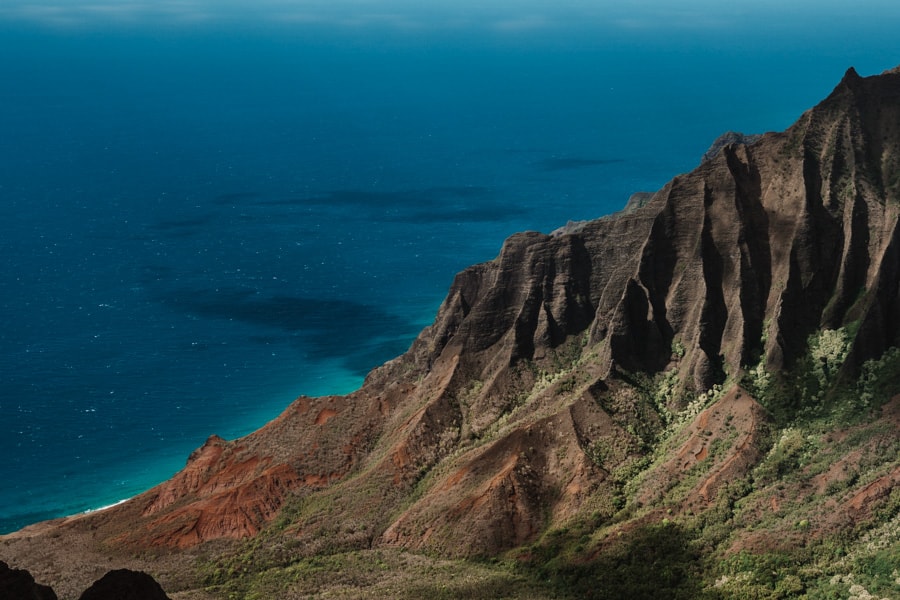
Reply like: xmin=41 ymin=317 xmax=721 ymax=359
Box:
xmin=0 ymin=561 xmax=57 ymax=600
xmin=0 ymin=563 xmax=171 ymax=600
xmin=78 ymin=570 xmax=170 ymax=600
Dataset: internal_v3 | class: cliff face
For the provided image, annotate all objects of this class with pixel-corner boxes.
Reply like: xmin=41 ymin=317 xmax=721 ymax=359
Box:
xmin=415 ymin=66 xmax=900 ymax=391
xmin=3 ymin=67 xmax=900 ymax=599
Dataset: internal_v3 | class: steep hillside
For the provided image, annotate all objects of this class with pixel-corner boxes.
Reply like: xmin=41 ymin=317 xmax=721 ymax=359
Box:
xmin=3 ymin=66 xmax=899 ymax=600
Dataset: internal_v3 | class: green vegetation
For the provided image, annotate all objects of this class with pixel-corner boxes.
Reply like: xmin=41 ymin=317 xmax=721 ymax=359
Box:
xmin=743 ymin=326 xmax=900 ymax=426
xmin=525 ymin=522 xmax=715 ymax=600
xmin=202 ymin=548 xmax=564 ymax=600
xmin=517 ymin=332 xmax=900 ymax=600
xmin=191 ymin=329 xmax=899 ymax=600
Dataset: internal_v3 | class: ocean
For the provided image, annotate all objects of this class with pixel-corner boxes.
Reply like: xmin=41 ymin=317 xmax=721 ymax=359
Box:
xmin=1 ymin=1 xmax=898 ymax=534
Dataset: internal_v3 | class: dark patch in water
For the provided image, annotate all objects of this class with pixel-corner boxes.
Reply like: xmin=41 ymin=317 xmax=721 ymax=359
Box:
xmin=533 ymin=157 xmax=624 ymax=171
xmin=259 ymin=186 xmax=490 ymax=207
xmin=151 ymin=216 xmax=215 ymax=231
xmin=158 ymin=288 xmax=419 ymax=371
xmin=385 ymin=204 xmax=527 ymax=224
xmin=256 ymin=186 xmax=522 ymax=222
xmin=213 ymin=192 xmax=261 ymax=205
xmin=151 ymin=229 xmax=201 ymax=239
xmin=144 ymin=216 xmax=216 ymax=239
xmin=248 ymin=335 xmax=282 ymax=345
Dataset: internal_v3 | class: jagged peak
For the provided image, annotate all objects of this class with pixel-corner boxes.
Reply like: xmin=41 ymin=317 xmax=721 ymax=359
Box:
xmin=819 ymin=64 xmax=900 ymax=110
xmin=818 ymin=66 xmax=865 ymax=107
xmin=842 ymin=65 xmax=862 ymax=82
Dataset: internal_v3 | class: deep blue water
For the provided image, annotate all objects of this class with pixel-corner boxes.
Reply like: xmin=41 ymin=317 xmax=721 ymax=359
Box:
xmin=1 ymin=3 xmax=899 ymax=533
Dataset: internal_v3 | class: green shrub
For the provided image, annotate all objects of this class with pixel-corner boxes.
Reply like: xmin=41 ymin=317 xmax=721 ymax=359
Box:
xmin=754 ymin=427 xmax=812 ymax=486
xmin=529 ymin=523 xmax=717 ymax=599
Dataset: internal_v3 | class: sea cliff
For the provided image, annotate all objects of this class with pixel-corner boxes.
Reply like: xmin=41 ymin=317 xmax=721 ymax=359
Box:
xmin=3 ymin=66 xmax=899 ymax=600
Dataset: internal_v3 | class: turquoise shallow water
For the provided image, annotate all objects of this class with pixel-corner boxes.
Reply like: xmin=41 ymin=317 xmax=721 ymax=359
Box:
xmin=1 ymin=3 xmax=898 ymax=533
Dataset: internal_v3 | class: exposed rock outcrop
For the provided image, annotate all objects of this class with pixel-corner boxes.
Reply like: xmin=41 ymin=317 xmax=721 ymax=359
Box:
xmin=0 ymin=561 xmax=57 ymax=600
xmin=0 ymin=563 xmax=171 ymax=600
xmin=78 ymin=570 xmax=170 ymax=600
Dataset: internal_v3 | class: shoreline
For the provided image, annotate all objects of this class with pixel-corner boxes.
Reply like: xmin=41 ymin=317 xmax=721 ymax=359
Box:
xmin=81 ymin=496 xmax=133 ymax=515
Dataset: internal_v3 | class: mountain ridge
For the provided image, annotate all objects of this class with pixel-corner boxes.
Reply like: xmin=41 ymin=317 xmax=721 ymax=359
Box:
xmin=3 ymin=66 xmax=899 ymax=600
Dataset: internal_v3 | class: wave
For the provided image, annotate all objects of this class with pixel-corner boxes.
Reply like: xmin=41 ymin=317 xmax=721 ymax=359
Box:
xmin=81 ymin=497 xmax=132 ymax=515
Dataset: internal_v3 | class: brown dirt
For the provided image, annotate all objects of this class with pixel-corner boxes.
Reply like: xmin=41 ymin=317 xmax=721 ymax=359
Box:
xmin=637 ymin=386 xmax=768 ymax=511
